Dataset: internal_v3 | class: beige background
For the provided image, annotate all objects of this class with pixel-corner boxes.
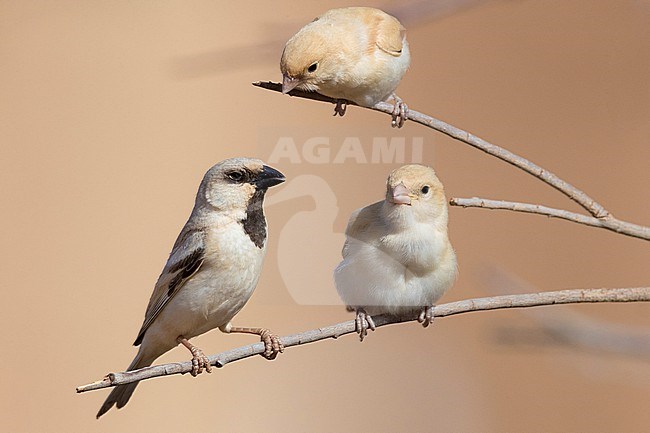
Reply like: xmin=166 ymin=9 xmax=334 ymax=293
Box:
xmin=1 ymin=1 xmax=649 ymax=432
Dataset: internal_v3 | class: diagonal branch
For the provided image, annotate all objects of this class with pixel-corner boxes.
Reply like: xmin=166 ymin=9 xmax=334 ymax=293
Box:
xmin=450 ymin=197 xmax=650 ymax=240
xmin=253 ymin=81 xmax=606 ymax=217
xmin=77 ymin=287 xmax=649 ymax=393
xmin=252 ymin=81 xmax=649 ymax=241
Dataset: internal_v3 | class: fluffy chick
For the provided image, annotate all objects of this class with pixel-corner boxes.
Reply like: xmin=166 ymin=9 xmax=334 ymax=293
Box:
xmin=334 ymin=164 xmax=457 ymax=340
xmin=97 ymin=158 xmax=285 ymax=418
xmin=281 ymin=7 xmax=411 ymax=127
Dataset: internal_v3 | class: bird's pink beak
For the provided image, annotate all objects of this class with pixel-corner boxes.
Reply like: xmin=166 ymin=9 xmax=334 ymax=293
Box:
xmin=282 ymin=74 xmax=300 ymax=94
xmin=390 ymin=183 xmax=411 ymax=205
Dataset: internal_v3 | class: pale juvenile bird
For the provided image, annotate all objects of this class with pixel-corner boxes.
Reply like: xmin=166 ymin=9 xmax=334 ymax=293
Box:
xmin=334 ymin=164 xmax=457 ymax=340
xmin=280 ymin=7 xmax=411 ymax=128
xmin=97 ymin=158 xmax=285 ymax=418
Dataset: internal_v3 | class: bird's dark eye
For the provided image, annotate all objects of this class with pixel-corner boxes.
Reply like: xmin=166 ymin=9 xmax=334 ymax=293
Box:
xmin=307 ymin=63 xmax=318 ymax=73
xmin=421 ymin=185 xmax=430 ymax=194
xmin=226 ymin=171 xmax=245 ymax=183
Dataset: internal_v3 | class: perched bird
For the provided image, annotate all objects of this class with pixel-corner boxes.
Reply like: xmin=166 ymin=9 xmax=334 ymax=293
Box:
xmin=334 ymin=164 xmax=457 ymax=340
xmin=97 ymin=158 xmax=285 ymax=418
xmin=280 ymin=7 xmax=411 ymax=128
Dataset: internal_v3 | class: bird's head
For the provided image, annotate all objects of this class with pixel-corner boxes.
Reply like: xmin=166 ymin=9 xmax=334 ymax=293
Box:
xmin=197 ymin=158 xmax=285 ymax=216
xmin=280 ymin=20 xmax=337 ymax=94
xmin=384 ymin=164 xmax=448 ymax=224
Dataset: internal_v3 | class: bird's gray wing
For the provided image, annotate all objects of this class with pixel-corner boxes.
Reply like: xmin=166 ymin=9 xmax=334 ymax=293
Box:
xmin=341 ymin=203 xmax=380 ymax=258
xmin=341 ymin=208 xmax=362 ymax=258
xmin=133 ymin=228 xmax=205 ymax=346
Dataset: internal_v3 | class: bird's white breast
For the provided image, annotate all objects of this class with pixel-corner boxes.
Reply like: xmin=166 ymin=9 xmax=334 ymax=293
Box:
xmin=335 ymin=219 xmax=455 ymax=316
xmin=143 ymin=220 xmax=266 ymax=351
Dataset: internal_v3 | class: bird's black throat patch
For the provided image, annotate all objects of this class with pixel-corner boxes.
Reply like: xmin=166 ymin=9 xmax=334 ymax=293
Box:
xmin=243 ymin=189 xmax=267 ymax=249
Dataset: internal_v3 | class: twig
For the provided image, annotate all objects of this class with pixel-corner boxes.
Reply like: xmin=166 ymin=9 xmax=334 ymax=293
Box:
xmin=252 ymin=81 xmax=649 ymax=241
xmin=77 ymin=287 xmax=649 ymax=393
xmin=253 ymin=81 xmax=605 ymax=217
xmin=450 ymin=197 xmax=650 ymax=239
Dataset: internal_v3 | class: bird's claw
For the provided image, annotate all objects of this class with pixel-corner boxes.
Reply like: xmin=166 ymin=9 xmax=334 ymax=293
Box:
xmin=390 ymin=97 xmax=408 ymax=128
xmin=355 ymin=308 xmax=376 ymax=342
xmin=188 ymin=346 xmax=212 ymax=377
xmin=259 ymin=328 xmax=284 ymax=360
xmin=333 ymin=99 xmax=347 ymax=117
xmin=417 ymin=305 xmax=435 ymax=328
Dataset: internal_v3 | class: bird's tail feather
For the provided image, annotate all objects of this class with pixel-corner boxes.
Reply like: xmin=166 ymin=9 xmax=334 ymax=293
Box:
xmin=96 ymin=352 xmax=154 ymax=419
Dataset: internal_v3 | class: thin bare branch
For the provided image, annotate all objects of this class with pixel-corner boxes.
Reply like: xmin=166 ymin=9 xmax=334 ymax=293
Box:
xmin=77 ymin=287 xmax=649 ymax=393
xmin=253 ymin=81 xmax=607 ymax=217
xmin=450 ymin=197 xmax=650 ymax=240
xmin=252 ymin=81 xmax=649 ymax=241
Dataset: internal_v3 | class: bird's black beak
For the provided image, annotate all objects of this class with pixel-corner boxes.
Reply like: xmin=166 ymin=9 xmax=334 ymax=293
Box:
xmin=255 ymin=165 xmax=285 ymax=189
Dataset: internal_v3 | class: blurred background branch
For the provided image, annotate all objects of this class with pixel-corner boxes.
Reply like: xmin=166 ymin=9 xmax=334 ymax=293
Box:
xmin=494 ymin=311 xmax=650 ymax=360
xmin=253 ymin=81 xmax=650 ymax=241
xmin=483 ymin=269 xmax=650 ymax=360
xmin=77 ymin=287 xmax=649 ymax=393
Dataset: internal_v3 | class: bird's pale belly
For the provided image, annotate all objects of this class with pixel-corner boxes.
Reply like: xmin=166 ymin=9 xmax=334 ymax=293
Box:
xmin=336 ymin=234 xmax=450 ymax=315
xmin=141 ymin=259 xmax=261 ymax=352
xmin=182 ymin=261 xmax=261 ymax=336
